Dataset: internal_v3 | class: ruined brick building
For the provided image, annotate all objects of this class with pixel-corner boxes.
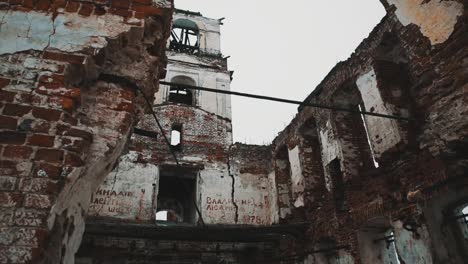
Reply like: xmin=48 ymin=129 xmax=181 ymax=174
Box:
xmin=0 ymin=0 xmax=467 ymax=263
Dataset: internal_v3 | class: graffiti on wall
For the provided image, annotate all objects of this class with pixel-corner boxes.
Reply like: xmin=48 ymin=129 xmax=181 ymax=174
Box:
xmin=87 ymin=152 xmax=158 ymax=221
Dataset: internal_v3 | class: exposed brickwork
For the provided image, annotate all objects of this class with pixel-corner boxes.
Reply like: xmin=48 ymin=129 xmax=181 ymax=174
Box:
xmin=131 ymin=105 xmax=232 ymax=165
xmin=0 ymin=0 xmax=173 ymax=262
xmin=1 ymin=1 xmax=466 ymax=263
xmin=270 ymin=2 xmax=468 ymax=263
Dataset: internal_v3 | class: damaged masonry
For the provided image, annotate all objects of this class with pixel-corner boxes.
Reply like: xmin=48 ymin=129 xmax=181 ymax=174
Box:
xmin=0 ymin=0 xmax=467 ymax=264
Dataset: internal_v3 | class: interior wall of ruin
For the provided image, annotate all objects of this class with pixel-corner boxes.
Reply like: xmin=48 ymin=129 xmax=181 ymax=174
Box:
xmin=272 ymin=0 xmax=467 ymax=262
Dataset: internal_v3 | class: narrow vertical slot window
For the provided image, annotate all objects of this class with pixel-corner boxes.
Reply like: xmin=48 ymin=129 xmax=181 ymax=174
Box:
xmin=170 ymin=125 xmax=182 ymax=150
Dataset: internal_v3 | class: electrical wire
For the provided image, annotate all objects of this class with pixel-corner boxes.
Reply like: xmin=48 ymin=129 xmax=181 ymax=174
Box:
xmin=136 ymin=84 xmax=206 ymax=226
xmin=160 ymin=81 xmax=412 ymax=121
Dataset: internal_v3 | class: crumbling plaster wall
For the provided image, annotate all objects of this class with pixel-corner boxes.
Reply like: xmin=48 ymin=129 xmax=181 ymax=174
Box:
xmin=89 ymin=105 xmax=278 ymax=226
xmin=385 ymin=0 xmax=463 ymax=45
xmin=318 ymin=119 xmax=342 ymax=191
xmin=13 ymin=0 xmax=465 ymax=262
xmin=87 ymin=152 xmax=158 ymax=221
xmin=392 ymin=220 xmax=433 ymax=264
xmin=0 ymin=0 xmax=172 ymax=262
xmin=289 ymin=146 xmax=305 ymax=208
xmin=229 ymin=143 xmax=278 ymax=225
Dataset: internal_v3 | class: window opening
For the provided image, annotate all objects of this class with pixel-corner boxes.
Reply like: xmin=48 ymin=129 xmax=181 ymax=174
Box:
xmin=156 ymin=169 xmax=197 ymax=224
xmin=170 ymin=125 xmax=182 ymax=149
xmin=328 ymin=159 xmax=346 ymax=212
xmin=454 ymin=204 xmax=468 ymax=240
xmin=169 ymin=19 xmax=199 ymax=54
xmin=168 ymin=76 xmax=196 ymax=105
xmin=168 ymin=86 xmax=194 ymax=105
xmin=359 ymin=104 xmax=379 ymax=168
xmin=156 ymin=210 xmax=168 ymax=221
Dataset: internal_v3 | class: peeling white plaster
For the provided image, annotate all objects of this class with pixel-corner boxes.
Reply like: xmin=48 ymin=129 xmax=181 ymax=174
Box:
xmin=88 ymin=154 xmax=158 ymax=221
xmin=234 ymin=171 xmax=278 ymax=225
xmin=50 ymin=13 xmax=135 ymax=52
xmin=393 ymin=220 xmax=434 ymax=264
xmin=0 ymin=11 xmax=53 ymax=55
xmin=0 ymin=10 xmax=139 ymax=55
xmin=288 ymin=146 xmax=305 ymax=208
xmin=319 ymin=121 xmax=341 ymax=191
xmin=356 ymin=69 xmax=402 ymax=158
xmin=319 ymin=121 xmax=341 ymax=165
xmin=199 ymin=168 xmax=236 ymax=224
xmin=387 ymin=0 xmax=463 ymax=45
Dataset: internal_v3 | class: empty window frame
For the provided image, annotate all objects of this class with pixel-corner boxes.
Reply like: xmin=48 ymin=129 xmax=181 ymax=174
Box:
xmin=170 ymin=124 xmax=182 ymax=150
xmin=168 ymin=86 xmax=194 ymax=105
xmin=327 ymin=158 xmax=346 ymax=212
xmin=156 ymin=169 xmax=197 ymax=224
xmin=332 ymin=81 xmax=376 ymax=175
xmin=169 ymin=19 xmax=200 ymax=54
xmin=458 ymin=205 xmax=468 ymax=239
xmin=451 ymin=203 xmax=468 ymax=257
xmin=168 ymin=76 xmax=196 ymax=106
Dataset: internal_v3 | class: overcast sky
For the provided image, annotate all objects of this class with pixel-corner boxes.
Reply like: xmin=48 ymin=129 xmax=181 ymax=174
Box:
xmin=175 ymin=0 xmax=386 ymax=145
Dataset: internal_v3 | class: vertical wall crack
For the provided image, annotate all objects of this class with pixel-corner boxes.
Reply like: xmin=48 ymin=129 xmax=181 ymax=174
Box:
xmin=227 ymin=145 xmax=239 ymax=223
xmin=44 ymin=14 xmax=57 ymax=52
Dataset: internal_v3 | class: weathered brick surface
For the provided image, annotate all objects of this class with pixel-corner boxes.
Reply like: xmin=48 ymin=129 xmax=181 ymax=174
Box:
xmin=1 ymin=0 xmax=465 ymax=263
xmin=131 ymin=105 xmax=233 ymax=165
xmin=0 ymin=0 xmax=173 ymax=262
xmin=269 ymin=3 xmax=468 ymax=263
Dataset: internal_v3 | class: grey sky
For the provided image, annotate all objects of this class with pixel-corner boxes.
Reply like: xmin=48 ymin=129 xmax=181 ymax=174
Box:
xmin=175 ymin=0 xmax=386 ymax=144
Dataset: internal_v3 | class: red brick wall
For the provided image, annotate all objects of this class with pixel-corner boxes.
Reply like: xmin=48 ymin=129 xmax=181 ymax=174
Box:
xmin=0 ymin=1 xmax=172 ymax=262
xmin=272 ymin=5 xmax=467 ymax=262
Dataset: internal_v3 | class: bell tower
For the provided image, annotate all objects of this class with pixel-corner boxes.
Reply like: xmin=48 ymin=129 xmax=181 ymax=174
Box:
xmin=154 ymin=9 xmax=233 ymax=123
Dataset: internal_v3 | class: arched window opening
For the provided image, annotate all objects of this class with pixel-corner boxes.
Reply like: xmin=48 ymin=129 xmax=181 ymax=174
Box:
xmin=168 ymin=76 xmax=196 ymax=106
xmin=357 ymin=32 xmax=413 ymax=161
xmin=332 ymin=80 xmax=375 ymax=181
xmin=170 ymin=124 xmax=182 ymax=150
xmin=170 ymin=19 xmax=200 ymax=54
xmin=298 ymin=117 xmax=326 ymax=208
xmin=169 ymin=87 xmax=193 ymax=105
xmin=451 ymin=203 xmax=468 ymax=256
